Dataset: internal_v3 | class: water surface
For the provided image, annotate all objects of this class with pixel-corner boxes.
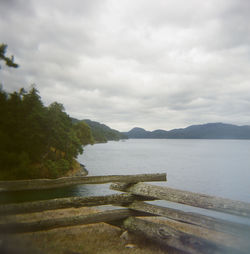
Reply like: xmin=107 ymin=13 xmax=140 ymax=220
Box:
xmin=2 ymin=139 xmax=250 ymax=223
xmin=78 ymin=139 xmax=250 ymax=202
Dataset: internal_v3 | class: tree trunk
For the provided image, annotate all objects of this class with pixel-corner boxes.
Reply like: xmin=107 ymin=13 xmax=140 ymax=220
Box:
xmin=111 ymin=182 xmax=250 ymax=218
xmin=0 ymin=209 xmax=149 ymax=233
xmin=0 ymin=173 xmax=166 ymax=191
xmin=121 ymin=217 xmax=249 ymax=254
xmin=0 ymin=193 xmax=155 ymax=215
xmin=127 ymin=201 xmax=250 ymax=237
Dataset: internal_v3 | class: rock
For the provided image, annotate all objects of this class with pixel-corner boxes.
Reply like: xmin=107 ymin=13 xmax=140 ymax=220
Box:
xmin=125 ymin=244 xmax=136 ymax=249
xmin=79 ymin=163 xmax=88 ymax=176
xmin=120 ymin=230 xmax=129 ymax=242
xmin=64 ymin=251 xmax=82 ymax=254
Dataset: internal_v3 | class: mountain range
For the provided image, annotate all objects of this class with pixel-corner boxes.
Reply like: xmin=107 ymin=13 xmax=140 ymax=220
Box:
xmin=71 ymin=118 xmax=250 ymax=140
xmin=123 ymin=123 xmax=250 ymax=139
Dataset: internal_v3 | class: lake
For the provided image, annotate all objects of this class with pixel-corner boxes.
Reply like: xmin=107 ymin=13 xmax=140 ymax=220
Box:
xmin=1 ymin=139 xmax=250 ymax=224
xmin=77 ymin=139 xmax=250 ymax=202
xmin=77 ymin=139 xmax=250 ymax=225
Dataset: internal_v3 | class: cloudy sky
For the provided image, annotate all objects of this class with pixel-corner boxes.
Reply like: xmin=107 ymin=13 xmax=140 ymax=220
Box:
xmin=1 ymin=0 xmax=250 ymax=131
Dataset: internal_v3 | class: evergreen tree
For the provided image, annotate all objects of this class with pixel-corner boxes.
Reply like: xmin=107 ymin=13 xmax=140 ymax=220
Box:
xmin=73 ymin=121 xmax=94 ymax=146
xmin=0 ymin=87 xmax=94 ymax=180
xmin=0 ymin=44 xmax=18 ymax=68
xmin=0 ymin=44 xmax=95 ymax=179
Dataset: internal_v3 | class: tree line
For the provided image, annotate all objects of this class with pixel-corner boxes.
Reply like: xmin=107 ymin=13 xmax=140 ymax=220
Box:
xmin=0 ymin=44 xmax=126 ymax=180
xmin=0 ymin=86 xmax=94 ymax=180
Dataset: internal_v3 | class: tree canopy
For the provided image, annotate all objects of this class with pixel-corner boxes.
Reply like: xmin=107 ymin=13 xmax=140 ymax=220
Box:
xmin=0 ymin=44 xmax=19 ymax=68
xmin=0 ymin=43 xmax=124 ymax=180
xmin=0 ymin=87 xmax=93 ymax=179
xmin=73 ymin=119 xmax=127 ymax=143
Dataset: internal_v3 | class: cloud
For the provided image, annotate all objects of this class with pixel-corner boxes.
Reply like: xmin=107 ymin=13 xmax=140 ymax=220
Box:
xmin=1 ymin=0 xmax=250 ymax=131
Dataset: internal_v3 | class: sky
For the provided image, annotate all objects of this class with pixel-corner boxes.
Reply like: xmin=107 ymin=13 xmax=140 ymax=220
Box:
xmin=1 ymin=0 xmax=250 ymax=131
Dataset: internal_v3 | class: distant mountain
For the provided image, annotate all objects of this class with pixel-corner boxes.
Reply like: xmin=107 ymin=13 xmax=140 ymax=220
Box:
xmin=72 ymin=118 xmax=127 ymax=143
xmin=126 ymin=127 xmax=152 ymax=138
xmin=124 ymin=123 xmax=250 ymax=139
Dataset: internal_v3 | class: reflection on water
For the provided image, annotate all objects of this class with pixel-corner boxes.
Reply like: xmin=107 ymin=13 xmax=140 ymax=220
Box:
xmin=0 ymin=186 xmax=78 ymax=204
xmin=75 ymin=183 xmax=117 ymax=197
xmin=0 ymin=184 xmax=117 ymax=204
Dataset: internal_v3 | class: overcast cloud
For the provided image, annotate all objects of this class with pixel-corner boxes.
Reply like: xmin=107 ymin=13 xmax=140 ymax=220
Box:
xmin=1 ymin=0 xmax=250 ymax=131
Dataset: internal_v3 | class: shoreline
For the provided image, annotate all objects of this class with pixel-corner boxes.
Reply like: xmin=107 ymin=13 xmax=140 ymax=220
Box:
xmin=63 ymin=160 xmax=88 ymax=177
xmin=79 ymin=163 xmax=89 ymax=176
xmin=0 ymin=160 xmax=89 ymax=192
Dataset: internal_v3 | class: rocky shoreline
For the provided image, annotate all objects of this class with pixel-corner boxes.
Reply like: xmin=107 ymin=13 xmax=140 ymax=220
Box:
xmin=77 ymin=163 xmax=89 ymax=176
xmin=64 ymin=160 xmax=88 ymax=177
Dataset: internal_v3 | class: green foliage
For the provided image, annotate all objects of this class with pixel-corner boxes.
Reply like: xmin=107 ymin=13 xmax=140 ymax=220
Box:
xmin=43 ymin=159 xmax=70 ymax=178
xmin=73 ymin=121 xmax=94 ymax=146
xmin=81 ymin=119 xmax=127 ymax=143
xmin=0 ymin=86 xmax=94 ymax=180
xmin=0 ymin=44 xmax=18 ymax=68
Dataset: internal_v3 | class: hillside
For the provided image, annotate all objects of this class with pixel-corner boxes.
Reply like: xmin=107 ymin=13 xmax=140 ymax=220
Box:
xmin=124 ymin=123 xmax=250 ymax=139
xmin=0 ymin=87 xmax=93 ymax=180
xmin=72 ymin=118 xmax=127 ymax=143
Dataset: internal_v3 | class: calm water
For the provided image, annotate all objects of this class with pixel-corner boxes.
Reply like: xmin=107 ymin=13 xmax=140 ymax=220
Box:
xmin=1 ymin=139 xmax=250 ymax=224
xmin=0 ymin=139 xmax=250 ymax=225
xmin=78 ymin=139 xmax=250 ymax=202
xmin=76 ymin=139 xmax=250 ymax=225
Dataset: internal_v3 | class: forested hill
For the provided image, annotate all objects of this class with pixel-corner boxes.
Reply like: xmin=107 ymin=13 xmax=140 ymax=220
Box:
xmin=0 ymin=85 xmax=126 ymax=180
xmin=0 ymin=87 xmax=94 ymax=180
xmin=124 ymin=123 xmax=250 ymax=139
xmin=72 ymin=118 xmax=127 ymax=143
